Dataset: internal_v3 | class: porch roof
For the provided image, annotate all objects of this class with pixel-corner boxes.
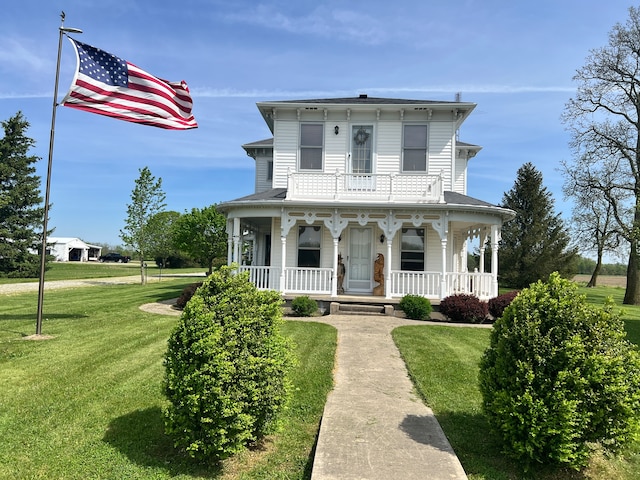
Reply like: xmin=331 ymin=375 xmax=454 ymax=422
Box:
xmin=219 ymin=188 xmax=515 ymax=220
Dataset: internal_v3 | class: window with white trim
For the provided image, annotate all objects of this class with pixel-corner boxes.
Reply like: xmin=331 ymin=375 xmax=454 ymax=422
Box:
xmin=297 ymin=225 xmax=321 ymax=267
xmin=402 ymin=124 xmax=428 ymax=172
xmin=300 ymin=124 xmax=323 ymax=170
xmin=401 ymin=227 xmax=425 ymax=271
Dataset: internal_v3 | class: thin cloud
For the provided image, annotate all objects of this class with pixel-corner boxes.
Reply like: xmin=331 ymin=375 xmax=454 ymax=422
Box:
xmin=223 ymin=5 xmax=390 ymax=45
xmin=0 ymin=38 xmax=51 ymax=73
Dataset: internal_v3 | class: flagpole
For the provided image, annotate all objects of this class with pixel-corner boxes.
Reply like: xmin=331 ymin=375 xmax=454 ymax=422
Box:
xmin=35 ymin=12 xmax=82 ymax=335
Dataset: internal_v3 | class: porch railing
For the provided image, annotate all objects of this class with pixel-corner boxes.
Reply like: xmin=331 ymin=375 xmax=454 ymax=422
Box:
xmin=287 ymin=171 xmax=443 ymax=203
xmin=284 ymin=267 xmax=332 ymax=294
xmin=239 ymin=265 xmax=281 ymax=291
xmin=390 ymin=271 xmax=441 ymax=297
xmin=240 ymin=266 xmax=494 ymax=299
xmin=446 ymin=272 xmax=494 ymax=299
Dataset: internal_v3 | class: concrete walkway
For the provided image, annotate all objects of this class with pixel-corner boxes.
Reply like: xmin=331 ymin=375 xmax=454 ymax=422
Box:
xmin=308 ymin=314 xmax=469 ymax=480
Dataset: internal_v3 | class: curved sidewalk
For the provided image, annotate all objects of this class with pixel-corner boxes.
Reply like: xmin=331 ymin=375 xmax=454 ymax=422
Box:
xmin=309 ymin=314 xmax=468 ymax=480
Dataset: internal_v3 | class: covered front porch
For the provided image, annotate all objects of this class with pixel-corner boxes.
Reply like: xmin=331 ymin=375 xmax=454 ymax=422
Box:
xmin=224 ymin=198 xmax=507 ymax=301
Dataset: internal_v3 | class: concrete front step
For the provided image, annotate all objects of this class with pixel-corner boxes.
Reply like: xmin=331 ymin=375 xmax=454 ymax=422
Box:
xmin=330 ymin=302 xmax=395 ymax=316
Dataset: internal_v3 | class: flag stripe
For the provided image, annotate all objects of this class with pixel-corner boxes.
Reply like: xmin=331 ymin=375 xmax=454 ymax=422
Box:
xmin=62 ymin=39 xmax=197 ymax=130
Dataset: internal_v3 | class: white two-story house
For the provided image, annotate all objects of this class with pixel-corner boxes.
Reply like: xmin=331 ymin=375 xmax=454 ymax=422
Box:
xmin=219 ymin=95 xmax=514 ymax=300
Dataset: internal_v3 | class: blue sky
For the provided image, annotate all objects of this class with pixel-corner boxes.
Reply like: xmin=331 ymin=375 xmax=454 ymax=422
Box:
xmin=0 ymin=1 xmax=632 ymax=247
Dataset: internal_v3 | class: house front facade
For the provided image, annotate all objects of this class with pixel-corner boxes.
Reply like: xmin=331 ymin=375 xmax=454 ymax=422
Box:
xmin=219 ymin=95 xmax=514 ymax=300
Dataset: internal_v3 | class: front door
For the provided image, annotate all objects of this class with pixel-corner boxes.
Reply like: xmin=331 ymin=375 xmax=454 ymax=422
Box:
xmin=348 ymin=227 xmax=372 ymax=292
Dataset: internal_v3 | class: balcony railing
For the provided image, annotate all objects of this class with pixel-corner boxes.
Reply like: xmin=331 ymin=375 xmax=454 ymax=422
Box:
xmin=287 ymin=170 xmax=444 ymax=203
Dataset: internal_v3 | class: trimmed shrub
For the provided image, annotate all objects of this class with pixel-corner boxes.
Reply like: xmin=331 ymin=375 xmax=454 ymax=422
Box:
xmin=291 ymin=295 xmax=317 ymax=317
xmin=487 ymin=290 xmax=519 ymax=319
xmin=479 ymin=272 xmax=640 ymax=469
xmin=439 ymin=293 xmax=488 ymax=323
xmin=163 ymin=266 xmax=295 ymax=461
xmin=174 ymin=282 xmax=203 ymax=309
xmin=398 ymin=294 xmax=432 ymax=320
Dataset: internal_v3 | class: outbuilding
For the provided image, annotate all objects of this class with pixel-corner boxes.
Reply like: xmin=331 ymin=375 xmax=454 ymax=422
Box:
xmin=47 ymin=237 xmax=102 ymax=262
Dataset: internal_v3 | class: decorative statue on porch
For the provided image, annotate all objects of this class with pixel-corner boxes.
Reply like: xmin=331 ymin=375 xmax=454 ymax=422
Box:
xmin=373 ymin=253 xmax=384 ymax=296
xmin=337 ymin=254 xmax=345 ymax=294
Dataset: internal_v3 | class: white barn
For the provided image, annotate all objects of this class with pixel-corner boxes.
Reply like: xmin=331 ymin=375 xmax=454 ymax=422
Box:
xmin=47 ymin=237 xmax=101 ymax=262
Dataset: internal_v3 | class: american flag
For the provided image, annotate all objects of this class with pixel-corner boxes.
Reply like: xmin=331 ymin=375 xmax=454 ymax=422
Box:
xmin=62 ymin=39 xmax=197 ymax=130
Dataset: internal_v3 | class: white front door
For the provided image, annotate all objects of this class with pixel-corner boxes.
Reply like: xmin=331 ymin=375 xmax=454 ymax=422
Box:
xmin=348 ymin=227 xmax=372 ymax=292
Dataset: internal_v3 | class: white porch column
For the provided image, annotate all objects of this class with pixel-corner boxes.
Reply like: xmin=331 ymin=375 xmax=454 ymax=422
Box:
xmin=440 ymin=238 xmax=448 ymax=299
xmin=331 ymin=237 xmax=339 ymax=297
xmin=491 ymin=225 xmax=500 ymax=297
xmin=280 ymin=235 xmax=287 ymax=294
xmin=385 ymin=238 xmax=392 ymax=299
xmin=226 ymin=219 xmax=233 ymax=265
xmin=232 ymin=217 xmax=241 ymax=264
xmin=479 ymin=231 xmax=487 ymax=274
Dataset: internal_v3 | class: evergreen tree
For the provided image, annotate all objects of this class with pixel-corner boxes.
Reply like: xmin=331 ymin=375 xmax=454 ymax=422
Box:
xmin=0 ymin=112 xmax=46 ymax=278
xmin=499 ymin=162 xmax=577 ymax=288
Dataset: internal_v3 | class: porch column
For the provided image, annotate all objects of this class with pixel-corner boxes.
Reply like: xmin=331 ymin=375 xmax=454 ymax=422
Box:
xmin=440 ymin=239 xmax=448 ymax=299
xmin=232 ymin=217 xmax=241 ymax=264
xmin=491 ymin=225 xmax=500 ymax=297
xmin=226 ymin=219 xmax=233 ymax=265
xmin=385 ymin=238 xmax=392 ymax=299
xmin=479 ymin=231 xmax=487 ymax=273
xmin=331 ymin=237 xmax=339 ymax=297
xmin=280 ymin=235 xmax=287 ymax=294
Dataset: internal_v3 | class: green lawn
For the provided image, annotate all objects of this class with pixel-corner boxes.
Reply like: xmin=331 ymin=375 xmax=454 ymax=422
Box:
xmin=0 ymin=261 xmax=207 ymax=284
xmin=0 ymin=280 xmax=336 ymax=479
xmin=393 ymin=287 xmax=640 ymax=480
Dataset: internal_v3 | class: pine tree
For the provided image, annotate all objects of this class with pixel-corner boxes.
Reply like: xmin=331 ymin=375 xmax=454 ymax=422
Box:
xmin=0 ymin=112 xmax=45 ymax=278
xmin=499 ymin=162 xmax=577 ymax=288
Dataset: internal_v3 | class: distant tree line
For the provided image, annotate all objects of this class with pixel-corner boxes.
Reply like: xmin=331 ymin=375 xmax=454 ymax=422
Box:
xmin=574 ymin=256 xmax=626 ymax=276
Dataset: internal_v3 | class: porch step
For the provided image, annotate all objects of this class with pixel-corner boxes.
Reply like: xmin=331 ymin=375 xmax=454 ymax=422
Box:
xmin=330 ymin=302 xmax=394 ymax=316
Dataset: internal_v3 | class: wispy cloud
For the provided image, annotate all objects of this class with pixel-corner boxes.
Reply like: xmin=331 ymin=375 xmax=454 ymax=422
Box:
xmin=223 ymin=5 xmax=391 ymax=45
xmin=190 ymin=85 xmax=575 ymax=99
xmin=0 ymin=38 xmax=51 ymax=73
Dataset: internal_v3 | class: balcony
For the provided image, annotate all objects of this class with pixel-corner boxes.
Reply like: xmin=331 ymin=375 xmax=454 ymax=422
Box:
xmin=286 ymin=170 xmax=444 ymax=203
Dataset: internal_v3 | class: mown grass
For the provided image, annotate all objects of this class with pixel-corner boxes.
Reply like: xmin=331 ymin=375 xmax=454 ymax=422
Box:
xmin=0 ymin=281 xmax=336 ymax=479
xmin=394 ymin=285 xmax=640 ymax=480
xmin=0 ymin=261 xmax=206 ymax=284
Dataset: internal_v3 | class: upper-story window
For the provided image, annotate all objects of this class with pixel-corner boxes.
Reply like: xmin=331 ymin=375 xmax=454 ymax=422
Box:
xmin=267 ymin=160 xmax=273 ymax=180
xmin=300 ymin=123 xmax=324 ymax=170
xmin=402 ymin=124 xmax=428 ymax=172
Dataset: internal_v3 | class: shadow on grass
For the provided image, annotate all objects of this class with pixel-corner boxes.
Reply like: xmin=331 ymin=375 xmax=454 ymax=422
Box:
xmin=434 ymin=411 xmax=589 ymax=480
xmin=0 ymin=313 xmax=89 ymax=321
xmin=103 ymin=407 xmax=221 ymax=478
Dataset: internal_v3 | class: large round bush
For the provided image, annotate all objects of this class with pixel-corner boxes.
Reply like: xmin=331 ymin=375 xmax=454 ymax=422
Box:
xmin=163 ymin=266 xmax=295 ymax=461
xmin=479 ymin=272 xmax=640 ymax=469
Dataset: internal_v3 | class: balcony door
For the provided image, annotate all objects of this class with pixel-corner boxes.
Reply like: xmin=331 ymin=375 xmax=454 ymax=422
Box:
xmin=349 ymin=125 xmax=374 ymax=190
xmin=347 ymin=227 xmax=372 ymax=292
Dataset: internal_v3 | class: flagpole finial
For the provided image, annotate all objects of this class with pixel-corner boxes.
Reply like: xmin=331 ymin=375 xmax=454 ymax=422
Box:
xmin=61 ymin=11 xmax=65 ymax=23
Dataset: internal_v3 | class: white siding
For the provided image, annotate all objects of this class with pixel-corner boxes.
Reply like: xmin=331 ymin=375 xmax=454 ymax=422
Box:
xmin=454 ymin=156 xmax=467 ymax=195
xmin=254 ymin=155 xmax=273 ymax=193
xmin=273 ymin=121 xmax=298 ymax=188
xmin=428 ymin=123 xmax=453 ymax=189
xmin=376 ymin=122 xmax=401 ymax=174
xmin=425 ymin=226 xmax=442 ymax=271
xmin=325 ymin=122 xmax=348 ymax=173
